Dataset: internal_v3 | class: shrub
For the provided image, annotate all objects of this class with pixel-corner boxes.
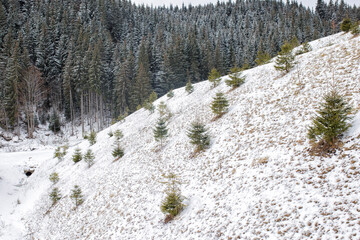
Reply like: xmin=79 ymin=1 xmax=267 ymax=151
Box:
xmin=226 ymin=67 xmax=245 ymax=88
xmin=160 ymin=173 xmax=185 ymax=223
xmin=84 ymin=149 xmax=95 ymax=167
xmin=72 ymin=148 xmax=82 ymax=163
xmin=49 ymin=187 xmax=61 ymax=205
xmin=70 ymin=185 xmax=84 ymax=207
xmin=187 ymin=122 xmax=210 ymax=151
xmin=88 ymin=131 xmax=96 ymax=145
xmin=308 ymin=90 xmax=352 ymax=150
xmin=49 ymin=172 xmax=59 ymax=184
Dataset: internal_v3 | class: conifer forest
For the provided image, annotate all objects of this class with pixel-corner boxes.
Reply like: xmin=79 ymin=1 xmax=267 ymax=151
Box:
xmin=0 ymin=0 xmax=359 ymax=136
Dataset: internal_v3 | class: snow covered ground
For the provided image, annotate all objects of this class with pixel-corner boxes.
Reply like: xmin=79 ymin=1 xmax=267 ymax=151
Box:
xmin=1 ymin=32 xmax=360 ymax=239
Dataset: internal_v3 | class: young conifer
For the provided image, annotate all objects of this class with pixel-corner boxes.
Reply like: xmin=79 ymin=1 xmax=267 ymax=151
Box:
xmin=70 ymin=185 xmax=84 ymax=207
xmin=275 ymin=41 xmax=295 ymax=73
xmin=72 ymin=148 xmax=82 ymax=163
xmin=49 ymin=187 xmax=61 ymax=205
xmin=208 ymin=68 xmax=221 ymax=88
xmin=88 ymin=130 xmax=97 ymax=145
xmin=255 ymin=50 xmax=271 ymax=66
xmin=185 ymin=80 xmax=194 ymax=94
xmin=226 ymin=67 xmax=245 ymax=88
xmin=308 ymin=90 xmax=352 ymax=148
xmin=167 ymin=89 xmax=174 ymax=98
xmin=211 ymin=92 xmax=229 ymax=117
xmin=49 ymin=172 xmax=59 ymax=184
xmin=84 ymin=149 xmax=95 ymax=167
xmin=187 ymin=122 xmax=210 ymax=151
xmin=153 ymin=118 xmax=168 ymax=147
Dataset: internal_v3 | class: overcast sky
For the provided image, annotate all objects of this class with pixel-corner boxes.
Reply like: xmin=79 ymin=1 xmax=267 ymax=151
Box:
xmin=131 ymin=0 xmax=359 ymax=9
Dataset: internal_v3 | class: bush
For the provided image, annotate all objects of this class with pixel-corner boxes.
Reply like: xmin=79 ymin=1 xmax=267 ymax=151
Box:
xmin=160 ymin=173 xmax=185 ymax=222
xmin=49 ymin=187 xmax=61 ymax=205
xmin=187 ymin=122 xmax=210 ymax=151
xmin=308 ymin=90 xmax=352 ymax=150
xmin=84 ymin=149 xmax=95 ymax=167
xmin=88 ymin=131 xmax=96 ymax=145
xmin=70 ymin=185 xmax=84 ymax=207
xmin=49 ymin=172 xmax=59 ymax=184
xmin=72 ymin=148 xmax=82 ymax=163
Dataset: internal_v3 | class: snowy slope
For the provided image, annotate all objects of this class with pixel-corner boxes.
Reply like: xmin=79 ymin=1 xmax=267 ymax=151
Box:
xmin=7 ymin=32 xmax=360 ymax=239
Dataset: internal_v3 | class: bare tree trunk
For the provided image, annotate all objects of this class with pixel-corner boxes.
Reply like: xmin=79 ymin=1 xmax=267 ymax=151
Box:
xmin=69 ymin=88 xmax=74 ymax=136
xmin=81 ymin=92 xmax=84 ymax=136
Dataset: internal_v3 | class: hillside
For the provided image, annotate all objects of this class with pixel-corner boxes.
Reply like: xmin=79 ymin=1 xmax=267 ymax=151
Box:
xmin=4 ymin=32 xmax=360 ymax=239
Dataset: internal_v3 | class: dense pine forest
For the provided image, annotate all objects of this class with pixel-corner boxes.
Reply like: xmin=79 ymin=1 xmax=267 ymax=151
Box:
xmin=0 ymin=0 xmax=359 ymax=137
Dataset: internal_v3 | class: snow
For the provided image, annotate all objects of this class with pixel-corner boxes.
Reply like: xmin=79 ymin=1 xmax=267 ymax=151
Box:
xmin=1 ymin=32 xmax=360 ymax=239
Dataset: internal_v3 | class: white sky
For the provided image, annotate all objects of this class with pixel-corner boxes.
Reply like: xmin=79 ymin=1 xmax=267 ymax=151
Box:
xmin=131 ymin=0 xmax=359 ymax=9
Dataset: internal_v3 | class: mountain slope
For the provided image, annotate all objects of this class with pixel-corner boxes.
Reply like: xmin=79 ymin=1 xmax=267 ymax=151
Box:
xmin=15 ymin=33 xmax=360 ymax=239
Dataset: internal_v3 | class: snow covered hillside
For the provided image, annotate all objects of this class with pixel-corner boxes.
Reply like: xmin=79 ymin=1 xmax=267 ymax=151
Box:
xmin=5 ymin=32 xmax=360 ymax=239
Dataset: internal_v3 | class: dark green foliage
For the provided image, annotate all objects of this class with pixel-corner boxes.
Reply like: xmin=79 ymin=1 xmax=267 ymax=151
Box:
xmin=88 ymin=131 xmax=96 ymax=145
xmin=351 ymin=22 xmax=360 ymax=35
xmin=70 ymin=185 xmax=84 ymax=207
xmin=49 ymin=187 xmax=61 ymax=205
xmin=49 ymin=172 xmax=59 ymax=184
xmin=153 ymin=118 xmax=168 ymax=147
xmin=296 ymin=41 xmax=312 ymax=55
xmin=274 ymin=42 xmax=295 ymax=73
xmin=49 ymin=110 xmax=61 ymax=133
xmin=167 ymin=89 xmax=174 ymax=98
xmin=160 ymin=173 xmax=185 ymax=221
xmin=143 ymin=100 xmax=155 ymax=113
xmin=211 ymin=92 xmax=229 ymax=117
xmin=289 ymin=36 xmax=300 ymax=49
xmin=114 ymin=129 xmax=123 ymax=140
xmin=185 ymin=80 xmax=194 ymax=94
xmin=208 ymin=68 xmax=221 ymax=88
xmin=72 ymin=148 xmax=82 ymax=163
xmin=84 ymin=149 xmax=95 ymax=167
xmin=226 ymin=67 xmax=245 ymax=88
xmin=54 ymin=147 xmax=66 ymax=161
xmin=187 ymin=122 xmax=210 ymax=151
xmin=112 ymin=146 xmax=124 ymax=159
xmin=340 ymin=18 xmax=352 ymax=32
xmin=255 ymin=51 xmax=271 ymax=66
xmin=308 ymin=90 xmax=352 ymax=148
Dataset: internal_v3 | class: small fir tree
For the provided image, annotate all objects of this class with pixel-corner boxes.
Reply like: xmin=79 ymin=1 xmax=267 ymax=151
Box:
xmin=114 ymin=129 xmax=123 ymax=140
xmin=167 ymin=89 xmax=174 ymax=98
xmin=208 ymin=68 xmax=221 ymax=88
xmin=54 ymin=147 xmax=65 ymax=161
xmin=275 ymin=41 xmax=295 ymax=73
xmin=70 ymin=185 xmax=84 ymax=207
xmin=49 ymin=110 xmax=61 ymax=133
xmin=72 ymin=148 xmax=82 ymax=163
xmin=308 ymin=90 xmax=352 ymax=148
xmin=88 ymin=130 xmax=96 ymax=145
xmin=84 ymin=149 xmax=95 ymax=167
xmin=296 ymin=41 xmax=312 ymax=55
xmin=143 ymin=100 xmax=155 ymax=113
xmin=187 ymin=122 xmax=210 ymax=151
xmin=185 ymin=80 xmax=194 ymax=94
xmin=49 ymin=187 xmax=61 ymax=205
xmin=255 ymin=50 xmax=271 ymax=66
xmin=226 ymin=67 xmax=245 ymax=88
xmin=289 ymin=36 xmax=300 ymax=48
xmin=158 ymin=101 xmax=172 ymax=120
xmin=136 ymin=104 xmax=142 ymax=111
xmin=153 ymin=118 xmax=169 ymax=147
xmin=112 ymin=146 xmax=124 ymax=159
xmin=49 ymin=172 xmax=59 ymax=184
xmin=160 ymin=173 xmax=185 ymax=222
xmin=351 ymin=21 xmax=360 ymax=35
xmin=340 ymin=17 xmax=352 ymax=32
xmin=149 ymin=91 xmax=158 ymax=103
xmin=211 ymin=92 xmax=229 ymax=117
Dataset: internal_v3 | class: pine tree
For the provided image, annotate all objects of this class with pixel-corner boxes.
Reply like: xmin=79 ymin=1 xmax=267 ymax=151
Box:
xmin=255 ymin=50 xmax=271 ymax=66
xmin=49 ymin=172 xmax=59 ymax=184
xmin=49 ymin=109 xmax=61 ymax=133
xmin=49 ymin=187 xmax=61 ymax=205
xmin=211 ymin=92 xmax=229 ymax=117
xmin=226 ymin=67 xmax=245 ymax=88
xmin=185 ymin=80 xmax=194 ymax=94
xmin=72 ymin=148 xmax=82 ymax=163
xmin=274 ymin=41 xmax=295 ymax=73
xmin=84 ymin=149 xmax=95 ymax=168
xmin=153 ymin=118 xmax=168 ymax=147
xmin=88 ymin=130 xmax=96 ymax=145
xmin=167 ymin=89 xmax=174 ymax=98
xmin=340 ymin=18 xmax=352 ymax=32
xmin=187 ymin=122 xmax=210 ymax=151
xmin=157 ymin=101 xmax=171 ymax=120
xmin=70 ymin=185 xmax=84 ymax=207
xmin=112 ymin=145 xmax=124 ymax=159
xmin=308 ymin=90 xmax=352 ymax=148
xmin=160 ymin=173 xmax=185 ymax=222
xmin=53 ymin=147 xmax=66 ymax=161
xmin=208 ymin=68 xmax=221 ymax=88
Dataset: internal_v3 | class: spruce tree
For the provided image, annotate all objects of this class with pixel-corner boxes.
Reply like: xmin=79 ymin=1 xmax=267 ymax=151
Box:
xmin=84 ymin=149 xmax=95 ymax=168
xmin=211 ymin=92 xmax=229 ymax=117
xmin=70 ymin=185 xmax=84 ymax=207
xmin=49 ymin=172 xmax=59 ymax=184
xmin=160 ymin=173 xmax=185 ymax=222
xmin=167 ymin=89 xmax=174 ymax=98
xmin=88 ymin=130 xmax=97 ymax=145
xmin=49 ymin=110 xmax=61 ymax=133
xmin=185 ymin=80 xmax=194 ymax=94
xmin=49 ymin=187 xmax=61 ymax=205
xmin=340 ymin=18 xmax=352 ymax=32
xmin=153 ymin=118 xmax=168 ymax=147
xmin=72 ymin=148 xmax=82 ymax=163
xmin=255 ymin=51 xmax=271 ymax=66
xmin=274 ymin=41 xmax=295 ymax=73
xmin=308 ymin=90 xmax=352 ymax=148
xmin=187 ymin=122 xmax=210 ymax=151
xmin=208 ymin=68 xmax=221 ymax=88
xmin=226 ymin=67 xmax=245 ymax=88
